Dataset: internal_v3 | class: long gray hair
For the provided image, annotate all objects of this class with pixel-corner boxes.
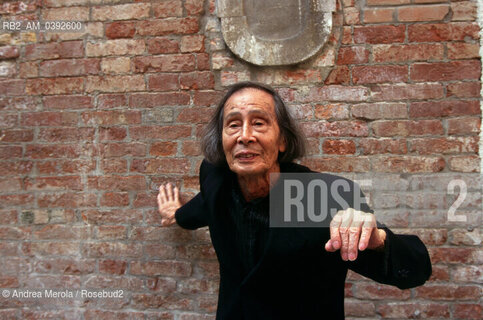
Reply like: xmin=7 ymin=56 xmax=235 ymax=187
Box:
xmin=201 ymin=81 xmax=306 ymax=166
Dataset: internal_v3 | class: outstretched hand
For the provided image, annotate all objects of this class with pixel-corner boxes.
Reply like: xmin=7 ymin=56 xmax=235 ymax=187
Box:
xmin=325 ymin=208 xmax=386 ymax=261
xmin=157 ymin=183 xmax=182 ymax=227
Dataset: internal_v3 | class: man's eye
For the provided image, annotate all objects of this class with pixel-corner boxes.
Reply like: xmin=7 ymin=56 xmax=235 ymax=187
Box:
xmin=228 ymin=122 xmax=239 ymax=128
xmin=254 ymin=121 xmax=265 ymax=126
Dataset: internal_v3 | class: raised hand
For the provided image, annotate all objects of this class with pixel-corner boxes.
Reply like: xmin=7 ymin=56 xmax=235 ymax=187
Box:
xmin=324 ymin=208 xmax=386 ymax=261
xmin=157 ymin=183 xmax=182 ymax=227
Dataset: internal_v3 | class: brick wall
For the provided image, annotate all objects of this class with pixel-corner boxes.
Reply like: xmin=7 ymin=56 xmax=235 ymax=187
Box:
xmin=0 ymin=0 xmax=481 ymax=319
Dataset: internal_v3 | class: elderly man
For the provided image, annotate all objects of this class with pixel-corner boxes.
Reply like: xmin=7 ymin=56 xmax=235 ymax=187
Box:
xmin=157 ymin=82 xmax=431 ymax=320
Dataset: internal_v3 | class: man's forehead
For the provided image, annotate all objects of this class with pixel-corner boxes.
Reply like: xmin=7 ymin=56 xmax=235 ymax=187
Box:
xmin=223 ymin=88 xmax=275 ymax=112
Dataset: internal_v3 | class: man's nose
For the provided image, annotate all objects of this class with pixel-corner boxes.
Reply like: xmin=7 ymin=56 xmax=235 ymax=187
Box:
xmin=237 ymin=123 xmax=255 ymax=144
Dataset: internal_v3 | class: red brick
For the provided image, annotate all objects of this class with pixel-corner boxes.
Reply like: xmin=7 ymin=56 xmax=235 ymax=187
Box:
xmin=398 ymin=4 xmax=449 ymax=22
xmin=314 ymin=104 xmax=349 ymax=120
xmin=377 ymin=303 xmax=450 ymax=318
xmin=451 ymin=1 xmax=477 ymax=21
xmin=454 ymin=304 xmax=482 ymax=320
xmin=26 ymin=77 xmax=84 ymax=95
xmin=131 ymin=261 xmax=192 ymax=277
xmin=322 ymin=139 xmax=356 ymax=154
xmin=0 ymin=96 xmax=41 ymax=112
xmin=353 ymin=65 xmax=407 ymax=84
xmin=43 ymin=95 xmax=93 ymax=110
xmin=0 ymin=79 xmax=25 ymax=96
xmin=185 ymin=0 xmax=204 ymax=15
xmin=99 ymin=259 xmax=128 ymax=275
xmin=90 ymin=175 xmax=146 ymax=191
xmin=354 ymin=25 xmax=405 ymax=44
xmin=131 ymin=293 xmax=192 ymax=310
xmin=448 ymin=155 xmax=480 ymax=172
xmin=133 ymin=55 xmax=196 ymax=73
xmin=409 ymin=137 xmax=478 ymax=154
xmin=0 ymin=113 xmax=18 ymax=128
xmin=20 ymin=112 xmax=77 ymax=126
xmin=0 ymin=226 xmax=26 ymax=240
xmin=100 ymin=159 xmax=128 ymax=174
xmin=193 ymin=91 xmax=222 ymax=106
xmin=33 ymin=224 xmax=88 ymax=240
xmin=176 ymin=107 xmax=213 ymax=124
xmin=150 ymin=142 xmax=178 ymax=156
xmin=448 ymin=117 xmax=480 ymax=135
xmin=429 ymin=247 xmax=476 ymax=264
xmin=0 ymin=161 xmax=32 ymax=176
xmin=298 ymin=85 xmax=369 ymax=102
xmin=25 ymin=144 xmax=80 ymax=159
xmin=411 ymin=61 xmax=480 ymax=82
xmin=336 ymin=46 xmax=369 ymax=65
xmin=447 ymin=42 xmax=480 ymax=59
xmin=373 ymin=120 xmax=444 ymax=136
xmin=447 ymin=82 xmax=481 ymax=98
xmin=37 ymin=192 xmax=97 ymax=208
xmin=363 ymin=8 xmax=395 ymax=23
xmin=0 ymin=177 xmax=22 ymax=192
xmin=24 ymin=41 xmax=84 ymax=60
xmin=81 ymin=209 xmax=143 ymax=225
xmin=429 ymin=265 xmax=450 ymax=282
xmin=96 ymin=225 xmax=127 ymax=239
xmin=415 ymin=285 xmax=480 ymax=300
xmin=131 ymin=158 xmax=190 ymax=174
xmin=302 ymin=121 xmax=369 ymax=137
xmin=360 ymin=138 xmax=407 ymax=154
xmin=39 ymin=58 xmax=99 ymax=77
xmin=147 ymin=38 xmax=180 ymax=54
xmin=409 ymin=100 xmax=480 ymax=118
xmin=86 ymin=75 xmax=145 ymax=93
xmin=129 ymin=93 xmax=190 ymax=108
xmin=0 ymin=129 xmax=33 ymax=142
xmin=97 ymin=94 xmax=127 ymax=109
xmin=0 ymin=46 xmax=19 ymax=59
xmin=452 ymin=265 xmax=482 ymax=282
xmin=181 ymin=35 xmax=205 ymax=53
xmin=371 ymin=83 xmax=445 ymax=101
xmin=86 ymin=39 xmax=144 ymax=57
xmin=352 ymin=102 xmax=407 ymax=120
xmin=105 ymin=21 xmax=136 ymax=39
xmin=179 ymin=72 xmax=214 ymax=90
xmin=367 ymin=0 xmax=410 ymax=4
xmin=372 ymin=43 xmax=444 ymax=62
xmin=324 ymin=66 xmax=350 ymax=85
xmin=148 ymin=74 xmax=180 ymax=91
xmin=82 ymin=242 xmax=142 ymax=258
xmin=344 ymin=7 xmax=360 ymax=25
xmin=354 ymin=283 xmax=410 ymax=300
xmin=99 ymin=127 xmax=127 ymax=141
xmin=182 ymin=141 xmax=201 ymax=156
xmin=153 ymin=0 xmax=183 ymax=18
xmin=82 ymin=110 xmax=141 ymax=125
xmin=408 ymin=22 xmax=479 ymax=42
xmin=92 ymin=3 xmax=150 ymax=20
xmin=100 ymin=143 xmax=146 ymax=157
xmin=301 ymin=157 xmax=371 ymax=172
xmin=372 ymin=156 xmax=445 ymax=172
xmin=0 ymin=146 xmax=22 ymax=159
xmin=196 ymin=53 xmax=212 ymax=70
xmin=136 ymin=17 xmax=199 ymax=36
xmin=130 ymin=125 xmax=191 ymax=140
xmin=38 ymin=128 xmax=95 ymax=142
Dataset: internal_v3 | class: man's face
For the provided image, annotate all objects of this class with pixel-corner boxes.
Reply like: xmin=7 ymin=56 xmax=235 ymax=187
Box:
xmin=222 ymin=88 xmax=286 ymax=178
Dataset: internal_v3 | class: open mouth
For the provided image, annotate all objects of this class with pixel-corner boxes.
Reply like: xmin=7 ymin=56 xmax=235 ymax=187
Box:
xmin=235 ymin=152 xmax=259 ymax=161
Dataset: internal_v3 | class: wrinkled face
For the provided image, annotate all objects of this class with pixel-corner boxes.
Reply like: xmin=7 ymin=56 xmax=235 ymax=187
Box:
xmin=222 ymin=88 xmax=286 ymax=178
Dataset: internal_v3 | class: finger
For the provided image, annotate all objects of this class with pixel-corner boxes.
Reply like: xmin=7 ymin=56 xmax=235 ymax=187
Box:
xmin=359 ymin=216 xmax=375 ymax=251
xmin=348 ymin=213 xmax=363 ymax=261
xmin=329 ymin=211 xmax=344 ymax=250
xmin=339 ymin=209 xmax=353 ymax=261
xmin=325 ymin=239 xmax=337 ymax=252
xmin=166 ymin=183 xmax=174 ymax=202
xmin=159 ymin=184 xmax=168 ymax=203
xmin=173 ymin=185 xmax=180 ymax=203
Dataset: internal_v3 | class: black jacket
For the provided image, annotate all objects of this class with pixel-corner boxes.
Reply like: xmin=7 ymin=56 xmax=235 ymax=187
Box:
xmin=175 ymin=160 xmax=432 ymax=320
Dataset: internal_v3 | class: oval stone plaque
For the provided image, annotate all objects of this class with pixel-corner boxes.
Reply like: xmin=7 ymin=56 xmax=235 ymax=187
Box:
xmin=217 ymin=0 xmax=336 ymax=66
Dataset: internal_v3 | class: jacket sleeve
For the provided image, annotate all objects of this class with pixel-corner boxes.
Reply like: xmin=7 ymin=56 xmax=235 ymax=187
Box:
xmin=174 ymin=160 xmax=213 ymax=230
xmin=175 ymin=192 xmax=208 ymax=230
xmin=347 ymin=226 xmax=432 ymax=289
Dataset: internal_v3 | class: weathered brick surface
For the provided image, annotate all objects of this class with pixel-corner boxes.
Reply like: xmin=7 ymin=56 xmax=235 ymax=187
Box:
xmin=0 ymin=0 xmax=481 ymax=319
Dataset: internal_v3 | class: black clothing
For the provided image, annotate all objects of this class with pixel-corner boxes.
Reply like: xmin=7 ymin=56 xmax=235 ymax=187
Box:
xmin=175 ymin=160 xmax=432 ymax=320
